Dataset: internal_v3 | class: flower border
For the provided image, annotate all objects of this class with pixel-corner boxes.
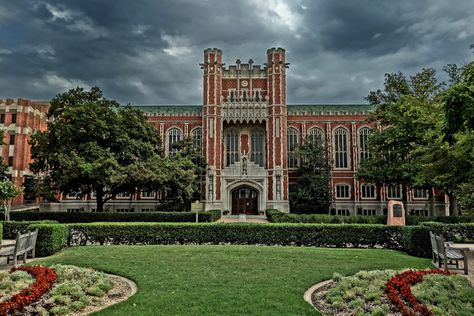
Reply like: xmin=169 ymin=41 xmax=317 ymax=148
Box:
xmin=0 ymin=265 xmax=57 ymax=315
xmin=385 ymin=268 xmax=451 ymax=316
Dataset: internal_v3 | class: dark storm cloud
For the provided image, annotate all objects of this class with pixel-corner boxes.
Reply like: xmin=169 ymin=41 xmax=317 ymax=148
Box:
xmin=0 ymin=0 xmax=473 ymax=104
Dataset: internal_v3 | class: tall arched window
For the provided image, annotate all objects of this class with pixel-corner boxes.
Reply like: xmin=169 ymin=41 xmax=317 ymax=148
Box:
xmin=334 ymin=127 xmax=349 ymax=169
xmin=307 ymin=127 xmax=324 ymax=145
xmin=192 ymin=127 xmax=202 ymax=150
xmin=226 ymin=129 xmax=239 ymax=166
xmin=250 ymin=129 xmax=265 ymax=167
xmin=287 ymin=127 xmax=299 ymax=168
xmin=359 ymin=127 xmax=372 ymax=162
xmin=167 ymin=128 xmax=182 ymax=154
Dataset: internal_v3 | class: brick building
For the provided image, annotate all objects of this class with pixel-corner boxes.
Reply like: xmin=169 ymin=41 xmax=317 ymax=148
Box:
xmin=0 ymin=98 xmax=49 ymax=206
xmin=1 ymin=48 xmax=449 ymax=215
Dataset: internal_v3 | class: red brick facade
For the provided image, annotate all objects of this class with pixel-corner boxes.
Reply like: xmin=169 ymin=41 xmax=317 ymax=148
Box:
xmin=1 ymin=48 xmax=448 ymax=215
xmin=0 ymin=98 xmax=49 ymax=206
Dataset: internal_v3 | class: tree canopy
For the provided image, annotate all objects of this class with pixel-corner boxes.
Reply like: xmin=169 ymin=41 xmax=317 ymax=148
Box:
xmin=289 ymin=138 xmax=332 ymax=213
xmin=0 ymin=179 xmax=22 ymax=221
xmin=358 ymin=53 xmax=474 ymax=214
xmin=30 ymin=87 xmax=198 ymax=211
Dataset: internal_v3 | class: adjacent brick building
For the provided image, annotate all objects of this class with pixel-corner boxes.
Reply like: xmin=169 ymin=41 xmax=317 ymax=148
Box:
xmin=1 ymin=48 xmax=449 ymax=215
xmin=0 ymin=98 xmax=49 ymax=206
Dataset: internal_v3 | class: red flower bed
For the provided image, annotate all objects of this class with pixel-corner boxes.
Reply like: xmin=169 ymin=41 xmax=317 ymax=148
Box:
xmin=0 ymin=265 xmax=57 ymax=315
xmin=385 ymin=268 xmax=451 ymax=316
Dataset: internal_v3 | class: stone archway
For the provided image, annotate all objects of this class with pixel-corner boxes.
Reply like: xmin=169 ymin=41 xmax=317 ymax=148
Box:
xmin=231 ymin=186 xmax=259 ymax=215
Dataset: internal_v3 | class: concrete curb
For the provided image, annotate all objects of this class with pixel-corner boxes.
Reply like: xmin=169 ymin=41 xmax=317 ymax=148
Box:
xmin=303 ymin=279 xmax=333 ymax=310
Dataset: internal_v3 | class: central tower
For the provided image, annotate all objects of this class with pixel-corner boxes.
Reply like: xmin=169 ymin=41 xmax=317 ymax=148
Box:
xmin=201 ymin=48 xmax=289 ymax=213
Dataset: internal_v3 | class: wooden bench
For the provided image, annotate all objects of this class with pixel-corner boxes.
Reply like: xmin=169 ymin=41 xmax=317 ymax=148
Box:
xmin=0 ymin=229 xmax=39 ymax=267
xmin=433 ymin=233 xmax=469 ymax=275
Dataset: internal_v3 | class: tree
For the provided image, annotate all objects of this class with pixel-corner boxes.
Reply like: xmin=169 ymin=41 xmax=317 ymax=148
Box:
xmin=289 ymin=138 xmax=332 ymax=213
xmin=414 ymin=61 xmax=474 ymax=214
xmin=29 ymin=87 xmax=165 ymax=212
xmin=0 ymin=179 xmax=22 ymax=221
xmin=357 ymin=69 xmax=444 ymax=200
xmin=169 ymin=138 xmax=207 ymax=204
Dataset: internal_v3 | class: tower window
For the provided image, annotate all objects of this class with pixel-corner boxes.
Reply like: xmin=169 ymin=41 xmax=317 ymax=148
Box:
xmin=287 ymin=128 xmax=299 ymax=168
xmin=250 ymin=129 xmax=265 ymax=167
xmin=230 ymin=91 xmax=235 ymax=102
xmin=225 ymin=129 xmax=239 ymax=166
xmin=242 ymin=90 xmax=247 ymax=101
xmin=255 ymin=90 xmax=260 ymax=102
xmin=0 ymin=114 xmax=4 ymax=124
xmin=11 ymin=113 xmax=17 ymax=124
xmin=9 ymin=134 xmax=15 ymax=145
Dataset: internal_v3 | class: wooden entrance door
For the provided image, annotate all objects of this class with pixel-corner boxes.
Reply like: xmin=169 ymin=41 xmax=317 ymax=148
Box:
xmin=231 ymin=186 xmax=258 ymax=215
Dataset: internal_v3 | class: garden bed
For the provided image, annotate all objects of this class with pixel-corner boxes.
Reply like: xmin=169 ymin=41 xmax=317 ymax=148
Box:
xmin=310 ymin=269 xmax=474 ymax=316
xmin=0 ymin=264 xmax=135 ymax=315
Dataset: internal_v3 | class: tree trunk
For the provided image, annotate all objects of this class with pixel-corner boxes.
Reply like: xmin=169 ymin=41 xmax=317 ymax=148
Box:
xmin=449 ymin=194 xmax=458 ymax=216
xmin=4 ymin=200 xmax=11 ymax=221
xmin=96 ymin=188 xmax=105 ymax=212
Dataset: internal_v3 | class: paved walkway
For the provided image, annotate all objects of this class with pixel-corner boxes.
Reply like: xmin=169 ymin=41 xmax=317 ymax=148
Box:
xmin=220 ymin=216 xmax=269 ymax=223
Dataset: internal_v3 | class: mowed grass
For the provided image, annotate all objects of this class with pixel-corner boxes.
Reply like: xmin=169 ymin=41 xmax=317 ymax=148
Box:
xmin=35 ymin=245 xmax=431 ymax=315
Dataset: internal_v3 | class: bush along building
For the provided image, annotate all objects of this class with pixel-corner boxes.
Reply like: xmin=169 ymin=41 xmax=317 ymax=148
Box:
xmin=0 ymin=48 xmax=449 ymax=215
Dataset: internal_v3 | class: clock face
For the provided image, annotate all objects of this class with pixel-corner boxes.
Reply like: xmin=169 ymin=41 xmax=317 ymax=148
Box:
xmin=241 ymin=80 xmax=248 ymax=87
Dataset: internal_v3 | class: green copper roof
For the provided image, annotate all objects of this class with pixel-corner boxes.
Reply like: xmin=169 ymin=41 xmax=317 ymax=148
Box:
xmin=130 ymin=104 xmax=374 ymax=115
xmin=131 ymin=105 xmax=202 ymax=114
xmin=287 ymin=104 xmax=375 ymax=114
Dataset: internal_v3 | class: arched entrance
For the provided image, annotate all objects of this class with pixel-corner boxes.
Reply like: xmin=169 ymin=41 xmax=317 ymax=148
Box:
xmin=231 ymin=186 xmax=259 ymax=215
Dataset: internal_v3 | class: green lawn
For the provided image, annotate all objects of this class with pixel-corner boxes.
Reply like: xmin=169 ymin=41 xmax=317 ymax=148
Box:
xmin=35 ymin=245 xmax=431 ymax=315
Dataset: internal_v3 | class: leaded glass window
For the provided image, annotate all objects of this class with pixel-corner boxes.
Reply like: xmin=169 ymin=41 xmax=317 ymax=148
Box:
xmin=334 ymin=127 xmax=349 ymax=168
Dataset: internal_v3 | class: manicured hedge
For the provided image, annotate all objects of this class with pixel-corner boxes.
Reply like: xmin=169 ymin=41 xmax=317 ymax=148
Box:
xmin=66 ymin=222 xmax=404 ymax=249
xmin=2 ymin=210 xmax=221 ymax=223
xmin=266 ymin=210 xmax=386 ymax=224
xmin=266 ymin=209 xmax=474 ymax=225
xmin=1 ymin=220 xmax=58 ymax=239
xmin=27 ymin=223 xmax=69 ymax=257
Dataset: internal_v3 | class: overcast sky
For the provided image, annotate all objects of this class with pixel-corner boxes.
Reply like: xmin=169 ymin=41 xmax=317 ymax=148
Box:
xmin=0 ymin=0 xmax=473 ymax=105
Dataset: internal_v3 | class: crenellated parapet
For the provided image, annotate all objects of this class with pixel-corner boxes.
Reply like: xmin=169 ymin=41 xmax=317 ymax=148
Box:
xmin=222 ymin=63 xmax=267 ymax=79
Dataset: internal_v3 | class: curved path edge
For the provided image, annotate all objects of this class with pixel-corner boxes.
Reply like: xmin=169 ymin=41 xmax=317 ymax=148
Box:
xmin=303 ymin=279 xmax=333 ymax=310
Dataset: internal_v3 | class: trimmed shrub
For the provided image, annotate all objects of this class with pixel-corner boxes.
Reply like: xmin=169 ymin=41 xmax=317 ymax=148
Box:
xmin=27 ymin=223 xmax=69 ymax=257
xmin=267 ymin=210 xmax=387 ymax=224
xmin=400 ymin=226 xmax=432 ymax=258
xmin=1 ymin=221 xmax=58 ymax=239
xmin=400 ymin=223 xmax=474 ymax=258
xmin=266 ymin=209 xmax=474 ymax=225
xmin=3 ymin=210 xmax=221 ymax=223
xmin=66 ymin=222 xmax=404 ymax=249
